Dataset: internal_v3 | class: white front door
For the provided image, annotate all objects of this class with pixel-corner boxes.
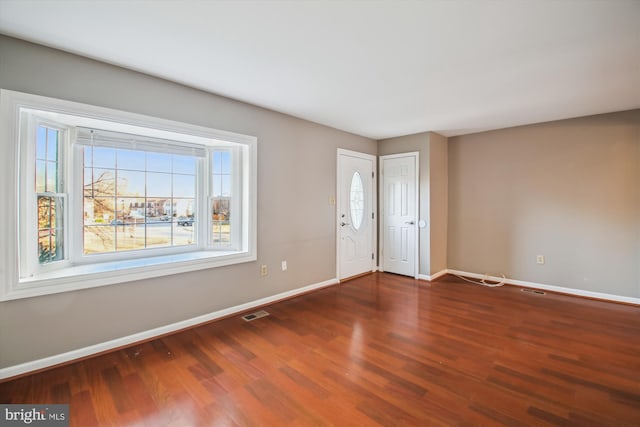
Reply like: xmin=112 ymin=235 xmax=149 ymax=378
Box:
xmin=337 ymin=149 xmax=376 ymax=280
xmin=381 ymin=153 xmax=418 ymax=277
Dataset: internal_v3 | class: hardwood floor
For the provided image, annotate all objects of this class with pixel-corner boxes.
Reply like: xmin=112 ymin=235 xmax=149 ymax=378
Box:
xmin=1 ymin=272 xmax=639 ymax=426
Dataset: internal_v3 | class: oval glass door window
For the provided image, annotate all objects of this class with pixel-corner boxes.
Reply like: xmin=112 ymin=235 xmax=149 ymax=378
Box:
xmin=350 ymin=171 xmax=364 ymax=230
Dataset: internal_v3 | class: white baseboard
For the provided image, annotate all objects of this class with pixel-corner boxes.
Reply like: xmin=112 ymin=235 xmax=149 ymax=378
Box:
xmin=446 ymin=269 xmax=640 ymax=305
xmin=418 ymin=269 xmax=448 ymax=281
xmin=0 ymin=278 xmax=339 ymax=381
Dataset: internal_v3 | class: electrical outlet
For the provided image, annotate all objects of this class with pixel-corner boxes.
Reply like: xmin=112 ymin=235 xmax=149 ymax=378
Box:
xmin=536 ymin=255 xmax=545 ymax=265
xmin=329 ymin=196 xmax=336 ymax=205
xmin=281 ymin=261 xmax=287 ymax=271
xmin=260 ymin=265 xmax=268 ymax=276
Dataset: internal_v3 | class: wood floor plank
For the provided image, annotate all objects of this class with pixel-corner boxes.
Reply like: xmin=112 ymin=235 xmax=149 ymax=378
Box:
xmin=1 ymin=272 xmax=639 ymax=425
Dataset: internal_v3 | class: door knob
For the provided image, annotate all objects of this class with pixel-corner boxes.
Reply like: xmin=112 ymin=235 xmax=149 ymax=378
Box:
xmin=341 ymin=222 xmax=350 ymax=227
xmin=405 ymin=220 xmax=415 ymax=225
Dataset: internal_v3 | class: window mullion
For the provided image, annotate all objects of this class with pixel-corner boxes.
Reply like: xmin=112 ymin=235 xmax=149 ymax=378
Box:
xmin=198 ymin=154 xmax=209 ymax=249
xmin=232 ymin=146 xmax=243 ymax=250
xmin=70 ymin=141 xmax=84 ymax=264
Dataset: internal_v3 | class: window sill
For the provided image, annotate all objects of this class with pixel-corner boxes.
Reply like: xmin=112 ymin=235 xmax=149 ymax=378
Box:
xmin=5 ymin=250 xmax=255 ymax=301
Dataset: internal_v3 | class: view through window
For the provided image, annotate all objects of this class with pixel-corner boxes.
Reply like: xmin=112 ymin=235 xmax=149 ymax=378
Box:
xmin=82 ymin=146 xmax=200 ymax=254
xmin=36 ymin=125 xmax=65 ymax=263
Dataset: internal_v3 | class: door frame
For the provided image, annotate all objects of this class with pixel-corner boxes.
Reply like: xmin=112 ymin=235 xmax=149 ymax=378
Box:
xmin=379 ymin=152 xmax=420 ymax=279
xmin=336 ymin=148 xmax=377 ymax=280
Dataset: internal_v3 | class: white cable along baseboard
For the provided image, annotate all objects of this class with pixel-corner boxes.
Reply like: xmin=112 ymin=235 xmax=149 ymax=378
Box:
xmin=0 ymin=278 xmax=339 ymax=381
xmin=436 ymin=269 xmax=640 ymax=305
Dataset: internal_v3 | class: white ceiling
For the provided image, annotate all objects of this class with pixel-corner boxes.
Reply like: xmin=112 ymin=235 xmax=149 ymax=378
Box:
xmin=1 ymin=0 xmax=638 ymax=139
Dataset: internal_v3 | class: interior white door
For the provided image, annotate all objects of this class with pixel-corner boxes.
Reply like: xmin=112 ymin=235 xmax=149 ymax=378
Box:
xmin=381 ymin=154 xmax=417 ymax=277
xmin=338 ymin=150 xmax=375 ymax=280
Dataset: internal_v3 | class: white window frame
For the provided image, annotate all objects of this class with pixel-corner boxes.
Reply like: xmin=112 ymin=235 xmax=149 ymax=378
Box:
xmin=20 ymin=116 xmax=71 ymax=277
xmin=0 ymin=89 xmax=257 ymax=301
xmin=69 ymin=129 xmax=213 ymax=264
xmin=212 ymin=146 xmax=244 ymax=247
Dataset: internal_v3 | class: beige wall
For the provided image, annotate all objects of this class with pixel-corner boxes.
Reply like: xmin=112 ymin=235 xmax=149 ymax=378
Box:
xmin=0 ymin=36 xmax=376 ymax=368
xmin=428 ymin=132 xmax=448 ymax=274
xmin=378 ymin=131 xmax=448 ymax=276
xmin=448 ymin=110 xmax=640 ymax=298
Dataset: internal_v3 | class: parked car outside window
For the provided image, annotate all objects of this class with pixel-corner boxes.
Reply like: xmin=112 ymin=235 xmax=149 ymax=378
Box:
xmin=177 ymin=216 xmax=194 ymax=226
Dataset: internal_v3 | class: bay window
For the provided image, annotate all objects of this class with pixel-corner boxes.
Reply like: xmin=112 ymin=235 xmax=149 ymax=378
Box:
xmin=0 ymin=89 xmax=257 ymax=301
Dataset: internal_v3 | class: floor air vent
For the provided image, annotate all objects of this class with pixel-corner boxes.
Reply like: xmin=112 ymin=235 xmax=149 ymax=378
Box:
xmin=241 ymin=310 xmax=270 ymax=322
xmin=521 ymin=288 xmax=546 ymax=295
